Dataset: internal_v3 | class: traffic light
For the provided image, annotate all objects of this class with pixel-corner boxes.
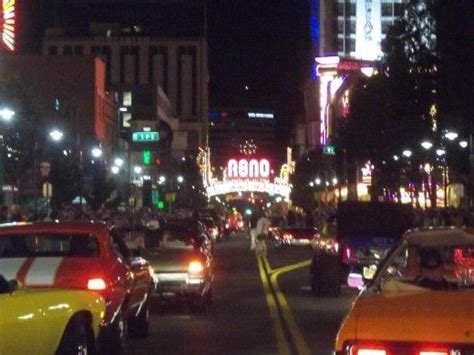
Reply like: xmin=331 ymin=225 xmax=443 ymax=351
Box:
xmin=143 ymin=150 xmax=151 ymax=165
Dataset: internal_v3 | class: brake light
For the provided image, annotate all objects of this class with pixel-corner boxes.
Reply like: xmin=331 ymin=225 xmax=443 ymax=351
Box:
xmin=348 ymin=344 xmax=387 ymax=355
xmin=419 ymin=350 xmax=448 ymax=355
xmin=87 ymin=278 xmax=106 ymax=291
xmin=357 ymin=350 xmax=386 ymax=355
xmin=188 ymin=261 xmax=204 ymax=274
xmin=283 ymin=233 xmax=293 ymax=240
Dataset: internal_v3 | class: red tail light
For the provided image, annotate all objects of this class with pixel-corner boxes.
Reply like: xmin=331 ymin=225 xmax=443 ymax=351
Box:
xmin=87 ymin=278 xmax=106 ymax=291
xmin=343 ymin=245 xmax=353 ymax=263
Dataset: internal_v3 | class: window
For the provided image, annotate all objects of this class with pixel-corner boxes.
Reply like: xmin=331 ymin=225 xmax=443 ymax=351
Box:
xmin=63 ymin=46 xmax=73 ymax=55
xmin=336 ymin=2 xmax=344 ymax=16
xmin=348 ymin=38 xmax=356 ymax=52
xmin=394 ymin=3 xmax=404 ymax=17
xmin=122 ymin=113 xmax=132 ymax=128
xmin=123 ymin=91 xmax=132 ymax=106
xmin=349 ymin=20 xmax=356 ymax=34
xmin=337 ymin=38 xmax=344 ymax=52
xmin=0 ymin=234 xmax=99 ymax=258
xmin=382 ymin=3 xmax=393 ymax=17
xmin=347 ymin=2 xmax=356 ymax=16
xmin=48 ymin=46 xmax=58 ymax=55
xmin=382 ymin=20 xmax=393 ymax=34
xmin=337 ymin=19 xmax=344 ymax=33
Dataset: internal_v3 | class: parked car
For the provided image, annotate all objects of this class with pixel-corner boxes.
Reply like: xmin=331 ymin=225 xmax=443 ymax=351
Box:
xmin=335 ymin=227 xmax=474 ymax=355
xmin=0 ymin=221 xmax=155 ymax=354
xmin=278 ymin=227 xmax=319 ymax=246
xmin=0 ymin=274 xmax=105 ymax=355
xmin=130 ymin=220 xmax=214 ymax=312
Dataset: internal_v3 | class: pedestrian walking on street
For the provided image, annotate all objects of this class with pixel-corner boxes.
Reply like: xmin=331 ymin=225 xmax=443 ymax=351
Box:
xmin=255 ymin=211 xmax=271 ymax=257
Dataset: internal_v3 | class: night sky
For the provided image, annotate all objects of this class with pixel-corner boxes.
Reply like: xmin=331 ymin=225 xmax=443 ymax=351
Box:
xmin=20 ymin=0 xmax=313 ymax=143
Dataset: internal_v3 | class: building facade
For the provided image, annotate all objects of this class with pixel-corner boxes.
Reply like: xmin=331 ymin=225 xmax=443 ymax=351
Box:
xmin=318 ymin=0 xmax=405 ymax=60
xmin=42 ymin=24 xmax=208 ymax=153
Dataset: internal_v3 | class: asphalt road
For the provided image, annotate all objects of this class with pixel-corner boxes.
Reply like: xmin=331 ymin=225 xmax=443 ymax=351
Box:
xmin=124 ymin=232 xmax=357 ymax=355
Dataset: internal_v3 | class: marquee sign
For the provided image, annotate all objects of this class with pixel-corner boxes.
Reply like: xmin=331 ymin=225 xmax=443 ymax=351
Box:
xmin=206 ymin=180 xmax=291 ymax=200
xmin=2 ymin=0 xmax=15 ymax=51
xmin=227 ymin=158 xmax=270 ymax=179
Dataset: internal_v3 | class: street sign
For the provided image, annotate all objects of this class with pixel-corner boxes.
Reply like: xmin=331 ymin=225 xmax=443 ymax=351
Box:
xmin=132 ymin=131 xmax=159 ymax=142
xmin=323 ymin=145 xmax=336 ymax=155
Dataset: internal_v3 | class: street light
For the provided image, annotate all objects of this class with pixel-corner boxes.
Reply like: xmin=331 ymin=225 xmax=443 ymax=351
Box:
xmin=111 ymin=166 xmax=120 ymax=175
xmin=393 ymin=155 xmax=399 ymax=161
xmin=134 ymin=166 xmax=142 ymax=174
xmin=315 ymin=178 xmax=321 ymax=185
xmin=114 ymin=157 xmax=124 ymax=167
xmin=177 ymin=175 xmax=184 ymax=184
xmin=332 ymin=177 xmax=338 ymax=185
xmin=444 ymin=131 xmax=459 ymax=141
xmin=436 ymin=148 xmax=446 ymax=157
xmin=402 ymin=149 xmax=413 ymax=158
xmin=0 ymin=108 xmax=15 ymax=121
xmin=49 ymin=129 xmax=64 ymax=142
xmin=460 ymin=140 xmax=468 ymax=149
xmin=421 ymin=141 xmax=433 ymax=150
xmin=91 ymin=147 xmax=102 ymax=159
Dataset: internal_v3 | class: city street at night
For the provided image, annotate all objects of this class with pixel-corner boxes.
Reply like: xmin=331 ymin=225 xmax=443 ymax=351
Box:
xmin=124 ymin=232 xmax=356 ymax=355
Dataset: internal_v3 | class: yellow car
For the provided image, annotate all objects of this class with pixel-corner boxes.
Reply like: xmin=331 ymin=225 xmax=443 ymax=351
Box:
xmin=335 ymin=228 xmax=474 ymax=355
xmin=0 ymin=275 xmax=105 ymax=355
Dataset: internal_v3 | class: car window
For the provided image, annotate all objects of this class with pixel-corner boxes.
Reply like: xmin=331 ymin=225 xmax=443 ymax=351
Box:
xmin=0 ymin=233 xmax=100 ymax=257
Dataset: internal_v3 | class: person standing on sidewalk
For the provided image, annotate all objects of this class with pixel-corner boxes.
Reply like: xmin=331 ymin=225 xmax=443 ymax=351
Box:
xmin=255 ymin=211 xmax=271 ymax=257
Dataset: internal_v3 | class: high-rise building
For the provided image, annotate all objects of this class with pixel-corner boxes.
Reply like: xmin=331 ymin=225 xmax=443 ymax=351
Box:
xmin=318 ymin=0 xmax=405 ymax=60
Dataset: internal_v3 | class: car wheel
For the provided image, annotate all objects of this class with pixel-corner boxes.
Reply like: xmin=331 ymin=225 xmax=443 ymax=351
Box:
xmin=56 ymin=317 xmax=93 ymax=355
xmin=99 ymin=311 xmax=125 ymax=354
xmin=127 ymin=301 xmax=150 ymax=338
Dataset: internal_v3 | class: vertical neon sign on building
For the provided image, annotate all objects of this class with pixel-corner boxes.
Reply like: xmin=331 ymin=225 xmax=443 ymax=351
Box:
xmin=2 ymin=0 xmax=15 ymax=51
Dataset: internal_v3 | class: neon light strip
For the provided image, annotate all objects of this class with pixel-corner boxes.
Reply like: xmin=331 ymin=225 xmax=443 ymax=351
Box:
xmin=2 ymin=0 xmax=15 ymax=51
xmin=205 ymin=180 xmax=292 ymax=199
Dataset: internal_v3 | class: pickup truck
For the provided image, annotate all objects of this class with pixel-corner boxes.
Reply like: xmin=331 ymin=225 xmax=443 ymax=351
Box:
xmin=310 ymin=201 xmax=415 ymax=297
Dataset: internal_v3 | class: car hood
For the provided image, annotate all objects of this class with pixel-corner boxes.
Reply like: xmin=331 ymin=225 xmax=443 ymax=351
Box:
xmin=352 ymin=289 xmax=474 ymax=344
xmin=145 ymin=249 xmax=199 ymax=273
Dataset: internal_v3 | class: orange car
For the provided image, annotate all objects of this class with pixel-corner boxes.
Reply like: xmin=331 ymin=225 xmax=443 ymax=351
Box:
xmin=335 ymin=227 xmax=474 ymax=355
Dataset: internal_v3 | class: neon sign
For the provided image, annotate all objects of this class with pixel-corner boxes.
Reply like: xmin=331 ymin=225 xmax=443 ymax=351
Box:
xmin=2 ymin=0 xmax=15 ymax=51
xmin=227 ymin=159 xmax=270 ymax=179
xmin=206 ymin=180 xmax=291 ymax=200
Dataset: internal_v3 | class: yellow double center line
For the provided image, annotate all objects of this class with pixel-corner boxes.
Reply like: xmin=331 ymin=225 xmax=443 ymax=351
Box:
xmin=258 ymin=256 xmax=312 ymax=355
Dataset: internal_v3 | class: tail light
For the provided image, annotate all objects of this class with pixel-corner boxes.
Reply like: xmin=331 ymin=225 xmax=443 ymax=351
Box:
xmin=343 ymin=245 xmax=353 ymax=263
xmin=87 ymin=278 xmax=107 ymax=291
xmin=283 ymin=233 xmax=293 ymax=240
xmin=349 ymin=347 xmax=387 ymax=355
xmin=188 ymin=261 xmax=204 ymax=275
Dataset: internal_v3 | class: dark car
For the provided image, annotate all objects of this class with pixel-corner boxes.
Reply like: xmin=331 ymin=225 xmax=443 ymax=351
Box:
xmin=136 ymin=221 xmax=213 ymax=311
xmin=278 ymin=227 xmax=319 ymax=246
xmin=310 ymin=201 xmax=415 ymax=297
xmin=202 ymin=217 xmax=221 ymax=242
xmin=268 ymin=215 xmax=285 ymax=241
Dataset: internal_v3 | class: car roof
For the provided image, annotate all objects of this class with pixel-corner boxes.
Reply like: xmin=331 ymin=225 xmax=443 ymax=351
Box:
xmin=0 ymin=221 xmax=109 ymax=234
xmin=404 ymin=227 xmax=474 ymax=247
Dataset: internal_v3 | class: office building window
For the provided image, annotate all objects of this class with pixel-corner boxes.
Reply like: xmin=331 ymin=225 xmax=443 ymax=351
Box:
xmin=349 ymin=20 xmax=356 ymax=34
xmin=347 ymin=2 xmax=356 ymax=16
xmin=394 ymin=3 xmax=404 ymax=17
xmin=382 ymin=20 xmax=393 ymax=34
xmin=337 ymin=19 xmax=344 ymax=33
xmin=74 ymin=46 xmax=83 ymax=55
xmin=123 ymin=92 xmax=132 ymax=106
xmin=338 ymin=38 xmax=344 ymax=52
xmin=63 ymin=45 xmax=73 ymax=55
xmin=48 ymin=46 xmax=58 ymax=55
xmin=349 ymin=38 xmax=356 ymax=52
xmin=382 ymin=3 xmax=393 ymax=17
xmin=336 ymin=2 xmax=344 ymax=16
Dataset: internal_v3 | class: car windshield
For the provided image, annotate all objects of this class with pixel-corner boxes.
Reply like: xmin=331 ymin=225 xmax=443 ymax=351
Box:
xmin=380 ymin=236 xmax=474 ymax=291
xmin=0 ymin=233 xmax=100 ymax=257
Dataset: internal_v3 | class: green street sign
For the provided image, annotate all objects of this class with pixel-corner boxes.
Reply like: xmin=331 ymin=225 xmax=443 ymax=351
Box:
xmin=323 ymin=145 xmax=336 ymax=155
xmin=132 ymin=131 xmax=159 ymax=142
xmin=152 ymin=190 xmax=159 ymax=204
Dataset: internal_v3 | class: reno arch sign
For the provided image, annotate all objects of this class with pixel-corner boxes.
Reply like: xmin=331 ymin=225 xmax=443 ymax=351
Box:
xmin=227 ymin=158 xmax=270 ymax=179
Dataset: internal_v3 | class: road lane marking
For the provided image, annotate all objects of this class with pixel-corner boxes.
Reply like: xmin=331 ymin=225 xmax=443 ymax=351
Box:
xmin=258 ymin=256 xmax=291 ymax=355
xmin=270 ymin=260 xmax=312 ymax=355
